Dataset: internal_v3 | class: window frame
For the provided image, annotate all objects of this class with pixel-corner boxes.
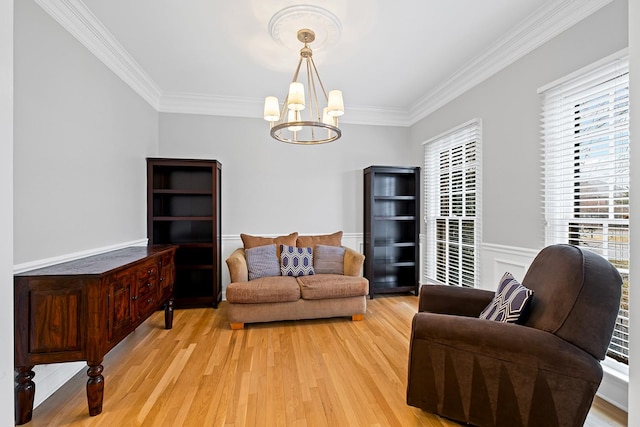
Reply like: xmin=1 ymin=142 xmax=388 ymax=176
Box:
xmin=423 ymin=119 xmax=482 ymax=288
xmin=540 ymin=50 xmax=630 ymax=364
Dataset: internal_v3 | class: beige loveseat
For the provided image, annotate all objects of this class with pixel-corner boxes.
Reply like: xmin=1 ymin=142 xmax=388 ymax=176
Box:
xmin=225 ymin=232 xmax=369 ymax=329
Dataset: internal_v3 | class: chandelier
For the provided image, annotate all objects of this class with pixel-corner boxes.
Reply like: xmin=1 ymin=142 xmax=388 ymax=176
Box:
xmin=263 ymin=29 xmax=344 ymax=144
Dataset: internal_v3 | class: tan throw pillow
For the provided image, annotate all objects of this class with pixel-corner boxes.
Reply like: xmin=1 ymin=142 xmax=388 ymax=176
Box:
xmin=296 ymin=231 xmax=343 ymax=248
xmin=241 ymin=232 xmax=298 ymax=257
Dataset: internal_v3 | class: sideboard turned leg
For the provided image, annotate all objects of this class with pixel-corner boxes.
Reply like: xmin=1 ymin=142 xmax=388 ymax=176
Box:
xmin=86 ymin=363 xmax=104 ymax=416
xmin=165 ymin=297 xmax=174 ymax=329
xmin=15 ymin=366 xmax=35 ymax=425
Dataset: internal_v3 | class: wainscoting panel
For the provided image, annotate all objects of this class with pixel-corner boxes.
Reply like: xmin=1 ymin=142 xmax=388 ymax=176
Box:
xmin=479 ymin=243 xmax=539 ymax=291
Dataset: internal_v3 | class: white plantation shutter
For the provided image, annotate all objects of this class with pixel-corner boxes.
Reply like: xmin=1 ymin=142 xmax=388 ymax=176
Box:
xmin=540 ymin=52 xmax=629 ymax=363
xmin=424 ymin=119 xmax=482 ymax=288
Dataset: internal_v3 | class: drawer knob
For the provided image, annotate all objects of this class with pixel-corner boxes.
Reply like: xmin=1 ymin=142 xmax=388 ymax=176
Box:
xmin=132 ymin=296 xmax=138 ymax=301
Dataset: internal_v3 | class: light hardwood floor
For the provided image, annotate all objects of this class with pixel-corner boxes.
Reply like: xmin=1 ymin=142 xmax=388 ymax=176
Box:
xmin=28 ymin=296 xmax=627 ymax=426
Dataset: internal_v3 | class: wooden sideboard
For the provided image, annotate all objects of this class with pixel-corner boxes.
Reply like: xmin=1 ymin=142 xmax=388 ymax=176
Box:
xmin=14 ymin=245 xmax=177 ymax=425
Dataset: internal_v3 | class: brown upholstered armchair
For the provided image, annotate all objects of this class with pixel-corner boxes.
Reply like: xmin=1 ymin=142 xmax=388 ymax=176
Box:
xmin=406 ymin=244 xmax=622 ymax=427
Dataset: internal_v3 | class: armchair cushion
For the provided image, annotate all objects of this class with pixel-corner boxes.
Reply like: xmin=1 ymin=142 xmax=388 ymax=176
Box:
xmin=479 ymin=272 xmax=533 ymax=323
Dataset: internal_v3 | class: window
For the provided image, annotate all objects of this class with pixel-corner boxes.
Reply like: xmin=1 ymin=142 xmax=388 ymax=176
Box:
xmin=424 ymin=119 xmax=482 ymax=287
xmin=540 ymin=52 xmax=629 ymax=364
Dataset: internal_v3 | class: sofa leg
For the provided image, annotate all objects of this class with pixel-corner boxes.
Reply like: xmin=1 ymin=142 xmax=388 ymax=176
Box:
xmin=352 ymin=314 xmax=364 ymax=321
xmin=230 ymin=322 xmax=244 ymax=330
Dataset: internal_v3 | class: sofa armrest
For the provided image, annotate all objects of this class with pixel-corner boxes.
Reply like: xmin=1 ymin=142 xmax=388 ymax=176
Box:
xmin=226 ymin=248 xmax=248 ymax=283
xmin=419 ymin=284 xmax=495 ymax=317
xmin=343 ymin=247 xmax=365 ymax=277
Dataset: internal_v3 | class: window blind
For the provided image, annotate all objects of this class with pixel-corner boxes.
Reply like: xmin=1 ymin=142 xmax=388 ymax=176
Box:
xmin=541 ymin=54 xmax=629 ymax=363
xmin=424 ymin=119 xmax=482 ymax=288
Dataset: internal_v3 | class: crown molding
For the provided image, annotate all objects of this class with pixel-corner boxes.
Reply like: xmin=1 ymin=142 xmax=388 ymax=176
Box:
xmin=36 ymin=0 xmax=613 ymax=127
xmin=34 ymin=0 xmax=162 ymax=109
xmin=159 ymin=93 xmax=263 ymax=119
xmin=159 ymin=92 xmax=411 ymax=127
xmin=407 ymin=0 xmax=614 ymax=125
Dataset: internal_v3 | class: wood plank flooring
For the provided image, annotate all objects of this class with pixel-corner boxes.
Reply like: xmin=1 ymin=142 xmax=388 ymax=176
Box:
xmin=27 ymin=296 xmax=627 ymax=426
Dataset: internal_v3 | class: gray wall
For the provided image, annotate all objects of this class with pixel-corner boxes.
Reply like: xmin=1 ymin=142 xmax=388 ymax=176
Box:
xmin=409 ymin=0 xmax=629 ymax=250
xmin=1 ymin=0 xmax=13 ymax=423
xmin=159 ymin=114 xmax=411 ymax=236
xmin=13 ymin=0 xmax=159 ymax=264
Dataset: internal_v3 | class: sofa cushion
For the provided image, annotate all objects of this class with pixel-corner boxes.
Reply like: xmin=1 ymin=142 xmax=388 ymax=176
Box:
xmin=226 ymin=276 xmax=300 ymax=304
xmin=245 ymin=244 xmax=280 ymax=280
xmin=314 ymin=245 xmax=345 ymax=274
xmin=297 ymin=274 xmax=369 ymax=300
xmin=241 ymin=232 xmax=298 ymax=258
xmin=479 ymin=272 xmax=534 ymax=323
xmin=280 ymin=245 xmax=315 ymax=277
xmin=296 ymin=231 xmax=342 ymax=248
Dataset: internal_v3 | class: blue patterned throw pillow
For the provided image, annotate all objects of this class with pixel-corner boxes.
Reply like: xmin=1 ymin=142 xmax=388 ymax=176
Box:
xmin=246 ymin=244 xmax=280 ymax=280
xmin=479 ymin=272 xmax=533 ymax=323
xmin=280 ymin=245 xmax=315 ymax=277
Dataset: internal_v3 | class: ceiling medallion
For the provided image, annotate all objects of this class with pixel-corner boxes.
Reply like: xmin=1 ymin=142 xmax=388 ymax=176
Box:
xmin=268 ymin=5 xmax=342 ymax=52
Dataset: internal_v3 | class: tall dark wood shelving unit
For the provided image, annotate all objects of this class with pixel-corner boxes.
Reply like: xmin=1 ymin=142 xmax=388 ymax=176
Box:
xmin=147 ymin=158 xmax=222 ymax=308
xmin=364 ymin=166 xmax=420 ymax=298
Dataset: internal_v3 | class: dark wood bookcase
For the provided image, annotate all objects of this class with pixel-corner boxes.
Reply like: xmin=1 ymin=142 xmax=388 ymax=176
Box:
xmin=364 ymin=166 xmax=420 ymax=298
xmin=147 ymin=158 xmax=222 ymax=307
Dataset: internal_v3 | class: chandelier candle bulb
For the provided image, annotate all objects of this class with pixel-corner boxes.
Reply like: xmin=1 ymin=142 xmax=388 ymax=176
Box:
xmin=287 ymin=82 xmax=305 ymax=110
xmin=327 ymin=90 xmax=344 ymax=116
xmin=287 ymin=110 xmax=302 ymax=131
xmin=322 ymin=107 xmax=336 ymax=126
xmin=263 ymin=96 xmax=280 ymax=122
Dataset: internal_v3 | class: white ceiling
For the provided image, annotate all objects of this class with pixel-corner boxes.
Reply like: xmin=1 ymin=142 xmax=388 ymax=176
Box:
xmin=36 ymin=0 xmax=612 ymax=126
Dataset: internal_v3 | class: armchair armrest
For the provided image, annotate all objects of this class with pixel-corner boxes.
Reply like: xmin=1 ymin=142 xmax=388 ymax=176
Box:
xmin=410 ymin=313 xmax=601 ymax=379
xmin=419 ymin=284 xmax=495 ymax=317
xmin=343 ymin=247 xmax=365 ymax=277
xmin=226 ymin=248 xmax=248 ymax=283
